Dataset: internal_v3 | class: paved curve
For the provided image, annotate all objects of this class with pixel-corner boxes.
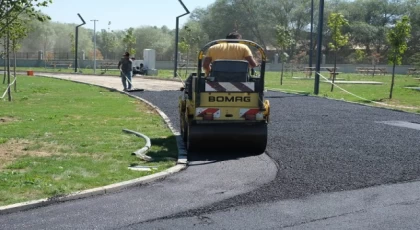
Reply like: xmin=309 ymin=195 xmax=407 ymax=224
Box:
xmin=1 ymin=75 xmax=420 ymax=229
xmin=0 ymin=75 xmax=277 ymax=229
xmin=137 ymin=90 xmax=420 ymax=203
xmin=132 ymin=91 xmax=420 ymax=229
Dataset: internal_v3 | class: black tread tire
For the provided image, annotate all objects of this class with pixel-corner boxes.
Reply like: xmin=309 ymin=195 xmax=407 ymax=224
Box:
xmin=180 ymin=113 xmax=188 ymax=143
xmin=186 ymin=123 xmax=195 ymax=152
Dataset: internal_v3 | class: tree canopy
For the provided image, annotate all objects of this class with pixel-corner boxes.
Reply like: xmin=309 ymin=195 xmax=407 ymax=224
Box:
xmin=6 ymin=0 xmax=420 ymax=64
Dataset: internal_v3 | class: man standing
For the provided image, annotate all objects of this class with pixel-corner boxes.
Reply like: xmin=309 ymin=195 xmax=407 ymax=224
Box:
xmin=203 ymin=32 xmax=258 ymax=75
xmin=118 ymin=52 xmax=133 ymax=91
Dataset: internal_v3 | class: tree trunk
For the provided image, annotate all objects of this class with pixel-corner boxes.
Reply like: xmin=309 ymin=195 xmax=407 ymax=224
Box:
xmin=13 ymin=49 xmax=17 ymax=92
xmin=331 ymin=50 xmax=338 ymax=92
xmin=280 ymin=60 xmax=284 ymax=85
xmin=43 ymin=38 xmax=47 ymax=68
xmin=372 ymin=60 xmax=376 ymax=77
xmin=291 ymin=63 xmax=294 ymax=77
xmin=186 ymin=48 xmax=189 ymax=78
xmin=7 ymin=27 xmax=11 ymax=101
xmin=3 ymin=37 xmax=6 ymax=84
xmin=389 ymin=56 xmax=396 ymax=99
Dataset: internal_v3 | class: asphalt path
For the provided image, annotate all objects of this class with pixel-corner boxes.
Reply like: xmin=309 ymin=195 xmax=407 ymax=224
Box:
xmin=1 ymin=76 xmax=420 ymax=229
xmin=131 ymin=92 xmax=420 ymax=229
xmin=137 ymin=90 xmax=420 ymax=203
xmin=128 ymin=90 xmax=420 ymax=229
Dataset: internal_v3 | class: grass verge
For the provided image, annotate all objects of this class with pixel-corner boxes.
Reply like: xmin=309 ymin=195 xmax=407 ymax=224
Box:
xmin=11 ymin=66 xmax=420 ymax=113
xmin=265 ymin=71 xmax=420 ymax=113
xmin=0 ymin=75 xmax=178 ymax=206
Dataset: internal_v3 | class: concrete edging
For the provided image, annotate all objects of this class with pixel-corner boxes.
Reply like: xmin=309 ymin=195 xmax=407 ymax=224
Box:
xmin=0 ymin=74 xmax=188 ymax=215
xmin=0 ymin=165 xmax=186 ymax=215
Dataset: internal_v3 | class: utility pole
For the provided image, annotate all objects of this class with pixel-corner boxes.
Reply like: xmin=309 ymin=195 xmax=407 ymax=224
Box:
xmin=75 ymin=13 xmax=86 ymax=73
xmin=174 ymin=0 xmax=190 ymax=78
xmin=6 ymin=18 xmax=11 ymax=101
xmin=309 ymin=0 xmax=314 ymax=70
xmin=91 ymin=19 xmax=98 ymax=74
xmin=314 ymin=0 xmax=325 ymax=95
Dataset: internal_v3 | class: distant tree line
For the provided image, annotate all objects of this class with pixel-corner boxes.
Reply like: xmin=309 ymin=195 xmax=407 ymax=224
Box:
xmin=4 ymin=0 xmax=420 ymax=66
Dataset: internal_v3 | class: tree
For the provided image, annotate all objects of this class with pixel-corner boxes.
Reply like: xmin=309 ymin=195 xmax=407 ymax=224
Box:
xmin=339 ymin=0 xmax=405 ymax=64
xmin=387 ymin=15 xmax=411 ymax=99
xmin=327 ymin=12 xmax=349 ymax=92
xmin=189 ymin=0 xmax=313 ymax=63
xmin=122 ymin=27 xmax=136 ymax=57
xmin=197 ymin=0 xmax=275 ymax=47
xmin=38 ymin=24 xmax=55 ymax=67
xmin=404 ymin=0 xmax=420 ymax=64
xmin=268 ymin=0 xmax=312 ymax=59
xmin=178 ymin=40 xmax=190 ymax=77
xmin=408 ymin=53 xmax=420 ymax=69
xmin=179 ymin=21 xmax=207 ymax=59
xmin=0 ymin=0 xmax=51 ymax=35
xmin=355 ymin=49 xmax=366 ymax=63
xmin=275 ymin=25 xmax=294 ymax=85
xmin=0 ymin=0 xmax=52 ymax=101
xmin=2 ymin=37 xmax=6 ymax=84
xmin=69 ymin=32 xmax=75 ymax=54
xmin=9 ymin=15 xmax=30 ymax=90
xmin=88 ymin=49 xmax=103 ymax=60
xmin=132 ymin=26 xmax=174 ymax=60
xmin=231 ymin=0 xmax=270 ymax=49
xmin=98 ymin=29 xmax=116 ymax=59
xmin=178 ymin=39 xmax=189 ymax=59
xmin=370 ymin=51 xmax=382 ymax=77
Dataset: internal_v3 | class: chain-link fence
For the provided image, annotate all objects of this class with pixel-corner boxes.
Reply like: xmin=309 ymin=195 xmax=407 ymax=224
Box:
xmin=2 ymin=51 xmax=173 ymax=61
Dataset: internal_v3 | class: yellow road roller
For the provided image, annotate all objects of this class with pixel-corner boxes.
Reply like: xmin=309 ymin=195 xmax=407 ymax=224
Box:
xmin=179 ymin=39 xmax=270 ymax=153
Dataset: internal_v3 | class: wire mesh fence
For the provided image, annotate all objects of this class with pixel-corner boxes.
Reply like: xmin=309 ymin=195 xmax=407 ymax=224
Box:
xmin=1 ymin=51 xmax=173 ymax=61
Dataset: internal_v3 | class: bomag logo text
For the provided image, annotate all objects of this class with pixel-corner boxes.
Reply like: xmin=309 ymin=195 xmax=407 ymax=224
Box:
xmin=209 ymin=96 xmax=251 ymax=102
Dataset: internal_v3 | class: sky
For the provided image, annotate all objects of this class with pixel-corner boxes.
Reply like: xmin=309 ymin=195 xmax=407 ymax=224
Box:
xmin=41 ymin=0 xmax=215 ymax=31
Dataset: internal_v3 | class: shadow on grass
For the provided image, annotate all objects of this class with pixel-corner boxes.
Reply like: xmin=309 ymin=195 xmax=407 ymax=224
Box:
xmin=143 ymin=136 xmax=179 ymax=162
xmin=295 ymin=92 xmax=311 ymax=96
xmin=355 ymin=98 xmax=387 ymax=104
xmin=107 ymin=88 xmax=119 ymax=93
xmin=355 ymin=99 xmax=373 ymax=104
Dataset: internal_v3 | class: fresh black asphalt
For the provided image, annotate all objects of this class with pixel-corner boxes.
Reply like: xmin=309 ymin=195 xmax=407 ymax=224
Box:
xmin=134 ymin=90 xmax=420 ymax=216
xmin=1 ymin=88 xmax=420 ymax=229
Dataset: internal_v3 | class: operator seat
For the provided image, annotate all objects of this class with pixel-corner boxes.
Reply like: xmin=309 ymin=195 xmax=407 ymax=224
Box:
xmin=210 ymin=60 xmax=249 ymax=82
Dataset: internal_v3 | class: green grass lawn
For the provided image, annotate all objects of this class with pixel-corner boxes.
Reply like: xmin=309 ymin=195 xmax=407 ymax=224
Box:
xmin=0 ymin=75 xmax=178 ymax=206
xmin=265 ymin=71 xmax=420 ymax=113
xmin=10 ymin=66 xmax=420 ymax=112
